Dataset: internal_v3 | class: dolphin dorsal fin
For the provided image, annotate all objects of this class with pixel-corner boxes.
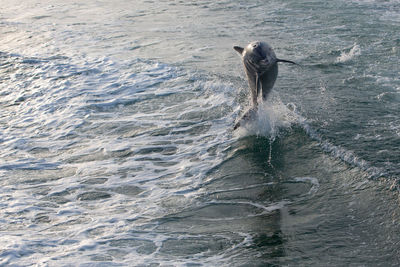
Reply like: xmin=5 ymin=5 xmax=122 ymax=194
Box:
xmin=233 ymin=46 xmax=244 ymax=55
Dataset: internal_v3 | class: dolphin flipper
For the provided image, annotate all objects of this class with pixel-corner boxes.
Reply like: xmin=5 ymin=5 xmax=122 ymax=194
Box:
xmin=233 ymin=46 xmax=244 ymax=55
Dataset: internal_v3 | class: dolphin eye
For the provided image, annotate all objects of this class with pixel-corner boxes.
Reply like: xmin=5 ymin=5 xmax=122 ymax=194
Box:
xmin=252 ymin=44 xmax=258 ymax=48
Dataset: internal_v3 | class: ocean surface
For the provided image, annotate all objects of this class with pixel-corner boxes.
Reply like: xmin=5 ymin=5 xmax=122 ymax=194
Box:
xmin=1 ymin=0 xmax=399 ymax=266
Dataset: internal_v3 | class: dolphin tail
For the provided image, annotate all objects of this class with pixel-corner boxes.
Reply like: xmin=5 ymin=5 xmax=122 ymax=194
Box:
xmin=233 ymin=107 xmax=258 ymax=130
xmin=277 ymin=58 xmax=297 ymax=65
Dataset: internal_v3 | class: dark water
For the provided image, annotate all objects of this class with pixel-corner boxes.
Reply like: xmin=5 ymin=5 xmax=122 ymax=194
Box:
xmin=0 ymin=0 xmax=399 ymax=266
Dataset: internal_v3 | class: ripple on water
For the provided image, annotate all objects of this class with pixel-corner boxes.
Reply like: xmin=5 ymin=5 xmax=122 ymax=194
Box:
xmin=77 ymin=191 xmax=112 ymax=201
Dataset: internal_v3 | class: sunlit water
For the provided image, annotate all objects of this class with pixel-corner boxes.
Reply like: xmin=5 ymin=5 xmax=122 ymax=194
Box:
xmin=1 ymin=0 xmax=399 ymax=266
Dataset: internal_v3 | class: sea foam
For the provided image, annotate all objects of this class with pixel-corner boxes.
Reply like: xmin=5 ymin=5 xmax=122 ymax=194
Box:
xmin=336 ymin=43 xmax=361 ymax=63
xmin=234 ymin=98 xmax=298 ymax=139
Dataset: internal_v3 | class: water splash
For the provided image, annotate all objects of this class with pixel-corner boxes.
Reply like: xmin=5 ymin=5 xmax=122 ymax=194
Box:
xmin=336 ymin=43 xmax=361 ymax=63
xmin=234 ymin=98 xmax=297 ymax=138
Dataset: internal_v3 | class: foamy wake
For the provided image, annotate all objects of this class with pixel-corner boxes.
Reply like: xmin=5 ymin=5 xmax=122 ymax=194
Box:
xmin=336 ymin=43 xmax=361 ymax=63
xmin=233 ymin=97 xmax=385 ymax=178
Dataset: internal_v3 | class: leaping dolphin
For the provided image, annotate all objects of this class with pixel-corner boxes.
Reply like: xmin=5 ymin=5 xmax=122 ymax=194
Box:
xmin=233 ymin=41 xmax=296 ymax=129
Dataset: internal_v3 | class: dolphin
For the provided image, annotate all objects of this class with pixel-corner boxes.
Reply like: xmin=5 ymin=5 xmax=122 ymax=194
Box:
xmin=233 ymin=41 xmax=296 ymax=129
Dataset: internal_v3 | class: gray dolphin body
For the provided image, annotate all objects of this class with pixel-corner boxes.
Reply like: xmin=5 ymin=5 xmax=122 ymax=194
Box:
xmin=233 ymin=41 xmax=296 ymax=129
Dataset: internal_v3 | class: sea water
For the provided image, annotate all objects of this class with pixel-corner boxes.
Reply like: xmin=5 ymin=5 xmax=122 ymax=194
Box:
xmin=0 ymin=0 xmax=399 ymax=266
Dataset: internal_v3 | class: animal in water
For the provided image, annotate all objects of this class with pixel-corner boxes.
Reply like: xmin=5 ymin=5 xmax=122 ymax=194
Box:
xmin=233 ymin=41 xmax=296 ymax=129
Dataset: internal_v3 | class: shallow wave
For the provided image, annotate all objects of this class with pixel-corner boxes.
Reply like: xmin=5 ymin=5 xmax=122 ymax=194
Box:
xmin=0 ymin=53 xmax=246 ymax=265
xmin=291 ymin=107 xmax=388 ymax=179
xmin=0 ymin=51 xmax=332 ymax=265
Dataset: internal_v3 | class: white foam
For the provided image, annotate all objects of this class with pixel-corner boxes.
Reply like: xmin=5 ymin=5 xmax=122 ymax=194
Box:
xmin=205 ymin=200 xmax=289 ymax=219
xmin=0 ymin=51 xmax=247 ymax=265
xmin=293 ymin=177 xmax=320 ymax=194
xmin=336 ymin=43 xmax=361 ymax=63
xmin=234 ymin=98 xmax=297 ymax=138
